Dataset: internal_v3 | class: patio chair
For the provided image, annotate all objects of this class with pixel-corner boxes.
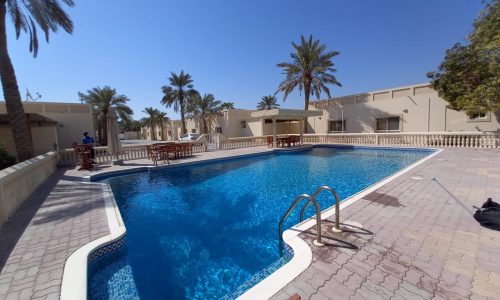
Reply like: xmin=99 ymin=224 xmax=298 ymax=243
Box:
xmin=73 ymin=144 xmax=93 ymax=170
xmin=151 ymin=143 xmax=168 ymax=166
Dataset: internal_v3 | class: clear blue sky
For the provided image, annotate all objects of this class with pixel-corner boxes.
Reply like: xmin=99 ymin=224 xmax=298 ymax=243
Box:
xmin=4 ymin=0 xmax=483 ymax=119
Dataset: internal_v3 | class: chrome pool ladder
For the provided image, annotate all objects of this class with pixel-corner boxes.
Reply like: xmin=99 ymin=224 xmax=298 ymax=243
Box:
xmin=278 ymin=185 xmax=341 ymax=256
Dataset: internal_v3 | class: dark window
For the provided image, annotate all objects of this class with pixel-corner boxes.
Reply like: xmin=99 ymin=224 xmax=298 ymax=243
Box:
xmin=469 ymin=112 xmax=487 ymax=120
xmin=191 ymin=129 xmax=196 ymax=133
xmin=329 ymin=120 xmax=345 ymax=132
xmin=376 ymin=117 xmax=400 ymax=132
xmin=241 ymin=121 xmax=247 ymax=128
xmin=215 ymin=127 xmax=222 ymax=133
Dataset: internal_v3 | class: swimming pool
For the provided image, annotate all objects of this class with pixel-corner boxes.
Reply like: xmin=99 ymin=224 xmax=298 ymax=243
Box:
xmin=88 ymin=146 xmax=432 ymax=299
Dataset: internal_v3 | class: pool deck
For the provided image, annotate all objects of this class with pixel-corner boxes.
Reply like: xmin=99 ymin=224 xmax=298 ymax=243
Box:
xmin=0 ymin=146 xmax=499 ymax=299
xmin=271 ymin=148 xmax=500 ymax=300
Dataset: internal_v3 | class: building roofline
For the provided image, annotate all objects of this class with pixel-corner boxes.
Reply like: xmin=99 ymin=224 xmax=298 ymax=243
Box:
xmin=311 ymin=82 xmax=432 ymax=104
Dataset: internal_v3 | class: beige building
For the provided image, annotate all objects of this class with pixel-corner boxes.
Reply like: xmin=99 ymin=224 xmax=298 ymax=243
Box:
xmin=142 ymin=82 xmax=500 ymax=141
xmin=307 ymin=83 xmax=500 ymax=134
xmin=0 ymin=102 xmax=94 ymax=156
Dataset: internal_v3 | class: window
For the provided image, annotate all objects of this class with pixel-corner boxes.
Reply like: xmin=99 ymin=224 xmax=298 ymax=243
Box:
xmin=376 ymin=116 xmax=400 ymax=132
xmin=329 ymin=120 xmax=345 ymax=132
xmin=215 ymin=127 xmax=222 ymax=133
xmin=468 ymin=112 xmax=489 ymax=122
xmin=241 ymin=121 xmax=247 ymax=128
xmin=191 ymin=129 xmax=197 ymax=133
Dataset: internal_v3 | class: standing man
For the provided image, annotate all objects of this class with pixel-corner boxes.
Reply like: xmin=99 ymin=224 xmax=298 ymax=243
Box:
xmin=82 ymin=132 xmax=95 ymax=159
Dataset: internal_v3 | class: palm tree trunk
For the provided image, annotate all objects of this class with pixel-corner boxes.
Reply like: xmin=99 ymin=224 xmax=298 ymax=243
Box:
xmin=0 ymin=1 xmax=34 ymax=161
xmin=96 ymin=118 xmax=102 ymax=144
xmin=150 ymin=122 xmax=155 ymax=140
xmin=180 ymin=97 xmax=187 ymax=135
xmin=303 ymin=79 xmax=311 ymax=133
xmin=102 ymin=117 xmax=108 ymax=145
xmin=203 ymin=117 xmax=208 ymax=134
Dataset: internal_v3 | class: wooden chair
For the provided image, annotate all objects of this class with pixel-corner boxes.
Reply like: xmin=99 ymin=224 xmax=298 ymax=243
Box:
xmin=267 ymin=136 xmax=273 ymax=148
xmin=151 ymin=143 xmax=168 ymax=166
xmin=73 ymin=144 xmax=93 ymax=170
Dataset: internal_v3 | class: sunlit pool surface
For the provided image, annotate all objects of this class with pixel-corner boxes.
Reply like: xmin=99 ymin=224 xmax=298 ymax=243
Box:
xmin=88 ymin=146 xmax=432 ymax=299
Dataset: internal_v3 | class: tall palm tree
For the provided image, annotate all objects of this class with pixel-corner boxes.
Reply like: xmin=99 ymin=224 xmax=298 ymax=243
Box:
xmin=276 ymin=35 xmax=341 ymax=132
xmin=0 ymin=0 xmax=74 ymax=161
xmin=187 ymin=92 xmax=222 ymax=134
xmin=257 ymin=95 xmax=280 ymax=110
xmin=220 ymin=102 xmax=235 ymax=110
xmin=161 ymin=71 xmax=196 ymax=135
xmin=79 ymin=86 xmax=133 ymax=145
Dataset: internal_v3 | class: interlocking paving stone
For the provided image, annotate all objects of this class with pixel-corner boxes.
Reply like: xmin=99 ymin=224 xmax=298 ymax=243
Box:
xmin=0 ymin=169 xmax=109 ymax=299
xmin=271 ymin=149 xmax=500 ymax=300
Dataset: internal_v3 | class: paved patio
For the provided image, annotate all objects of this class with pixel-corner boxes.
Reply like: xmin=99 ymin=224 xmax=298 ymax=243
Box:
xmin=272 ymin=148 xmax=500 ymax=300
xmin=0 ymin=146 xmax=499 ymax=300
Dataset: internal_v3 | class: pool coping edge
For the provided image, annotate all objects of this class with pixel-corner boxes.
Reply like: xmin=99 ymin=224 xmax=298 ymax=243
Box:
xmin=58 ymin=145 xmax=442 ymax=300
xmin=60 ymin=182 xmax=126 ymax=300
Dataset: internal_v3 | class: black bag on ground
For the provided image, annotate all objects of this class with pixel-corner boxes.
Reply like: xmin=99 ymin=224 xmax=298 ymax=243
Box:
xmin=473 ymin=198 xmax=500 ymax=231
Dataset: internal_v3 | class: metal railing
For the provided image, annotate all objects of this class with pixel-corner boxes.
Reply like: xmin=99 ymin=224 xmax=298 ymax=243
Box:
xmin=278 ymin=185 xmax=343 ymax=256
xmin=300 ymin=185 xmax=341 ymax=232
xmin=278 ymin=194 xmax=322 ymax=256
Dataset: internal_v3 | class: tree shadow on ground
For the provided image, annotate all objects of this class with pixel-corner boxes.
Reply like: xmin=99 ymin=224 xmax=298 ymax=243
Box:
xmin=0 ymin=169 xmax=64 ymax=272
xmin=361 ymin=192 xmax=404 ymax=207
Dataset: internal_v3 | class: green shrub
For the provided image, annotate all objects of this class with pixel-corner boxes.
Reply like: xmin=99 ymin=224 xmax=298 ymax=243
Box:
xmin=0 ymin=145 xmax=16 ymax=170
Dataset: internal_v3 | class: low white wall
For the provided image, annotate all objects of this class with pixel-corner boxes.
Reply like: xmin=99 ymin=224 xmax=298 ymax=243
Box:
xmin=0 ymin=152 xmax=58 ymax=226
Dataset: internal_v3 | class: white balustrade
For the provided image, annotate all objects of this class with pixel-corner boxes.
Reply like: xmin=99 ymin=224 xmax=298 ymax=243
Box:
xmin=57 ymin=132 xmax=499 ymax=165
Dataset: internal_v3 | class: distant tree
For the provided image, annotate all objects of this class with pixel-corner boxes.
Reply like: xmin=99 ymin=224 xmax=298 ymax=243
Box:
xmin=156 ymin=111 xmax=168 ymax=140
xmin=0 ymin=0 xmax=74 ymax=161
xmin=427 ymin=0 xmax=499 ymax=114
xmin=257 ymin=95 xmax=280 ymax=110
xmin=161 ymin=71 xmax=197 ymax=135
xmin=141 ymin=108 xmax=169 ymax=140
xmin=276 ymin=35 xmax=341 ymax=132
xmin=79 ymin=86 xmax=133 ymax=145
xmin=220 ymin=102 xmax=235 ymax=109
xmin=142 ymin=107 xmax=160 ymax=140
xmin=121 ymin=119 xmax=142 ymax=132
xmin=187 ymin=93 xmax=222 ymax=134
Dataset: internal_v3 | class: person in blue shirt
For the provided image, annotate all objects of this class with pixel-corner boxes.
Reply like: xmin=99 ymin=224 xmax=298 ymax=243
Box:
xmin=82 ymin=132 xmax=95 ymax=159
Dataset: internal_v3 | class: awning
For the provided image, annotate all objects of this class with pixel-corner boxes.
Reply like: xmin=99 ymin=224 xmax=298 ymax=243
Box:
xmin=0 ymin=113 xmax=59 ymax=127
xmin=250 ymin=108 xmax=323 ymax=119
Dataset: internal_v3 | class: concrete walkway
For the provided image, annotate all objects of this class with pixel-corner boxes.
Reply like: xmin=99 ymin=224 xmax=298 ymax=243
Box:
xmin=271 ymin=148 xmax=500 ymax=300
xmin=0 ymin=170 xmax=109 ymax=300
xmin=0 ymin=147 xmax=499 ymax=300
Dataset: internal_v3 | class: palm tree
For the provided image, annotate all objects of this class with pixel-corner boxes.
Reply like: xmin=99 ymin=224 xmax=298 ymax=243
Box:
xmin=257 ymin=95 xmax=280 ymax=110
xmin=276 ymin=35 xmax=341 ymax=132
xmin=156 ymin=111 xmax=168 ymax=140
xmin=187 ymin=93 xmax=222 ymax=134
xmin=161 ymin=71 xmax=196 ymax=135
xmin=220 ymin=102 xmax=235 ymax=110
xmin=0 ymin=0 xmax=74 ymax=161
xmin=79 ymin=86 xmax=133 ymax=145
xmin=142 ymin=107 xmax=160 ymax=140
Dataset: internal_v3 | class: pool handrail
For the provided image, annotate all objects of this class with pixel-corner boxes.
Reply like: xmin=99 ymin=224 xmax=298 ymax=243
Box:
xmin=278 ymin=194 xmax=322 ymax=256
xmin=299 ymin=185 xmax=341 ymax=231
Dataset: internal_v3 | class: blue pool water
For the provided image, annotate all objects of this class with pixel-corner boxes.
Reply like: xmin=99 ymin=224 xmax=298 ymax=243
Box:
xmin=88 ymin=146 xmax=432 ymax=299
